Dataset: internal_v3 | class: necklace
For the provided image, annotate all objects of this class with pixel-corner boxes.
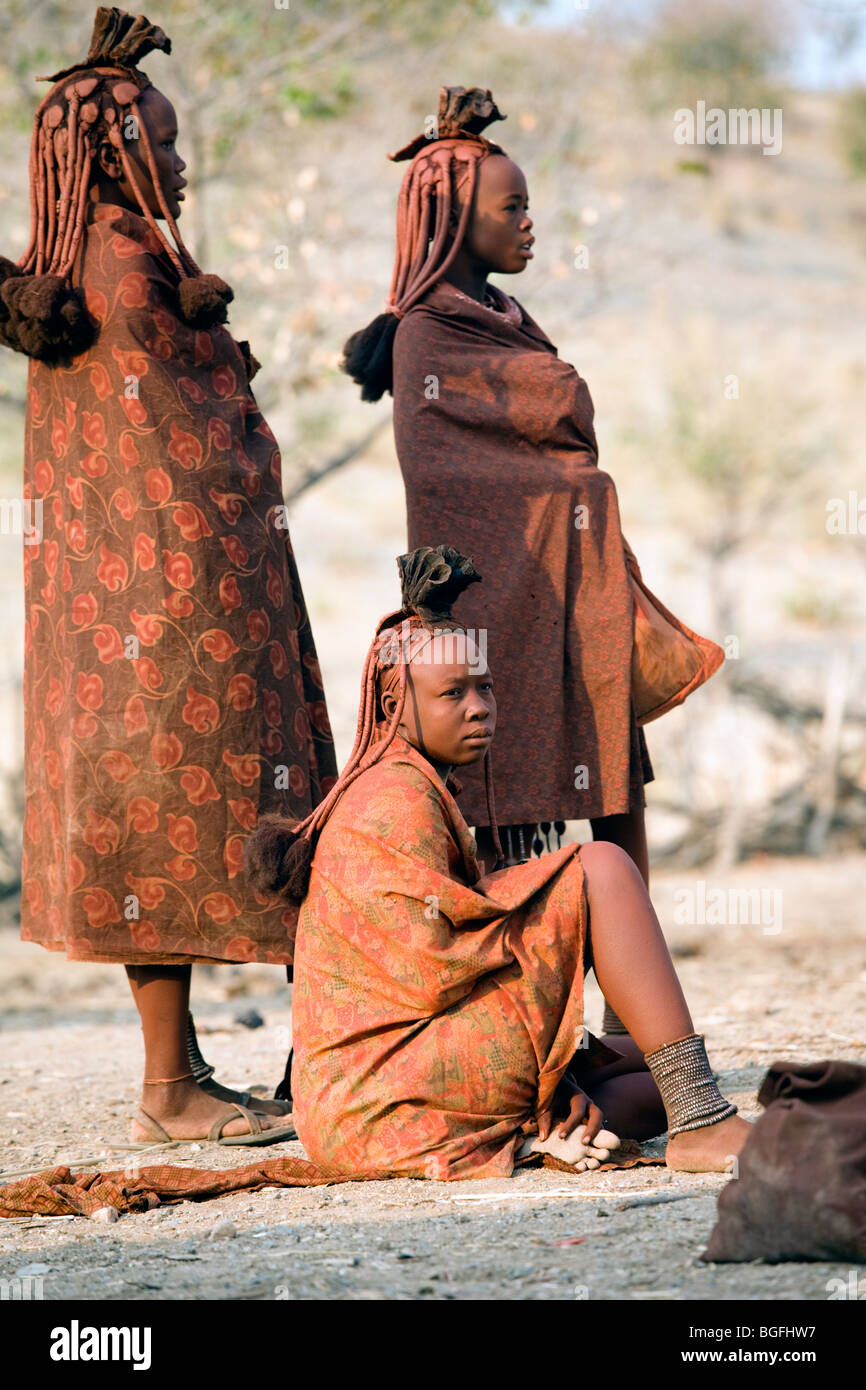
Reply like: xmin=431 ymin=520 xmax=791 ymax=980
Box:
xmin=452 ymin=286 xmax=499 ymax=311
xmin=448 ymin=282 xmax=518 ymax=323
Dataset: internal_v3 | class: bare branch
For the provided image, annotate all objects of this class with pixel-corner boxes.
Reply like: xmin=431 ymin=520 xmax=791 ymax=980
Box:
xmin=284 ymin=417 xmax=389 ymax=503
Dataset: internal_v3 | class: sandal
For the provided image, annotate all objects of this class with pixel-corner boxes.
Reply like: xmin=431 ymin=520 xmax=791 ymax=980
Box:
xmin=199 ymin=1078 xmax=292 ymax=1116
xmin=186 ymin=1011 xmax=292 ymax=1117
xmin=133 ymin=1102 xmax=297 ymax=1147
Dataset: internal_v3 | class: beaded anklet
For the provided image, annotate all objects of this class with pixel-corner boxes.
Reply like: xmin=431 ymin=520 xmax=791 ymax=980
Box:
xmin=644 ymin=1033 xmax=738 ymax=1136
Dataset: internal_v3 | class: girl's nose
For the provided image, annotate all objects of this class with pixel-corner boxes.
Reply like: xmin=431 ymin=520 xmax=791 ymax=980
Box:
xmin=467 ymin=694 xmax=491 ymax=718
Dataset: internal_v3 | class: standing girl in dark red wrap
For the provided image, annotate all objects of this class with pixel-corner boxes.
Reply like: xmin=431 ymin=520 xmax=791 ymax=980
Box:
xmin=343 ymin=86 xmax=723 ymax=1038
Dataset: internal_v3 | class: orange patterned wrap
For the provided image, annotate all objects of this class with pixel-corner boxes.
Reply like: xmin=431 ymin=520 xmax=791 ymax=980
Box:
xmin=292 ymin=733 xmax=606 ymax=1180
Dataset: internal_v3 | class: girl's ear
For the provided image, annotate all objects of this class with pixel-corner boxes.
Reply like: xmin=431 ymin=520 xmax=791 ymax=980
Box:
xmin=97 ymin=139 xmax=124 ymax=182
xmin=381 ymin=690 xmax=397 ymax=720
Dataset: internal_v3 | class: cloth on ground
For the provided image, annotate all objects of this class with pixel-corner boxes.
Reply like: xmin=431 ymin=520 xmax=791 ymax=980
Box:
xmin=703 ymin=1059 xmax=866 ymax=1263
xmin=0 ymin=1146 xmax=663 ymax=1219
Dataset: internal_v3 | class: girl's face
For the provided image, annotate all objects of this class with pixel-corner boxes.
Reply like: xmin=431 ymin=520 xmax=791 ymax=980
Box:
xmin=382 ymin=633 xmax=497 ymax=767
xmin=459 ymin=154 xmax=534 ymax=274
xmin=97 ymin=85 xmax=187 ymax=220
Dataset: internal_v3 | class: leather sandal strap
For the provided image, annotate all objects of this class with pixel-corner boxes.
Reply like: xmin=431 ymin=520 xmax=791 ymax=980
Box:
xmin=208 ymin=1102 xmax=262 ymax=1142
xmin=134 ymin=1106 xmax=174 ymax=1143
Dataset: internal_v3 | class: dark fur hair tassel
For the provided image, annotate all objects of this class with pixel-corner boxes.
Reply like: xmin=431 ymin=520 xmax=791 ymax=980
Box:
xmin=177 ymin=273 xmax=234 ymax=328
xmin=0 ymin=272 xmax=95 ymax=362
xmin=244 ymin=813 xmax=314 ymax=904
xmin=0 ymin=256 xmax=20 ymax=288
xmin=341 ymin=312 xmax=399 ymax=402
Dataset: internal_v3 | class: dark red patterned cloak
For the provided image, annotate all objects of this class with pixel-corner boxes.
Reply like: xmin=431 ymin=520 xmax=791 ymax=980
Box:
xmin=20 ymin=202 xmax=337 ymax=965
xmin=392 ymin=279 xmax=718 ymax=826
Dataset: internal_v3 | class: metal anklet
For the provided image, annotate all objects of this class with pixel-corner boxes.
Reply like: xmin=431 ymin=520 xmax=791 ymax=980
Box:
xmin=644 ymin=1033 xmax=738 ymax=1136
xmin=601 ymin=1000 xmax=630 ymax=1036
xmin=186 ymin=1011 xmax=215 ymax=1082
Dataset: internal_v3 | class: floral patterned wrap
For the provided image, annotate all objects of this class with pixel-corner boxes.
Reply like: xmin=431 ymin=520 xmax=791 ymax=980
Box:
xmin=21 ymin=202 xmax=337 ymax=964
xmin=292 ymin=734 xmax=598 ymax=1180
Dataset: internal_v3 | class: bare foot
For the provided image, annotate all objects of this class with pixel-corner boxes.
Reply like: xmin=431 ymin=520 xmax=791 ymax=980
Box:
xmin=666 ymin=1114 xmax=752 ymax=1173
xmin=130 ymin=1078 xmax=291 ymax=1142
xmin=520 ymin=1127 xmax=621 ymax=1170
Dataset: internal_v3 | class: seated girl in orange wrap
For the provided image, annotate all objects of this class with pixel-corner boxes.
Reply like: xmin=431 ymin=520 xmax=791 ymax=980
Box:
xmin=246 ymin=547 xmax=751 ymax=1181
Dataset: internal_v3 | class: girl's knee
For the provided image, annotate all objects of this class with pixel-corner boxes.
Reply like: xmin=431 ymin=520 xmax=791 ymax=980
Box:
xmin=577 ymin=839 xmax=635 ymax=881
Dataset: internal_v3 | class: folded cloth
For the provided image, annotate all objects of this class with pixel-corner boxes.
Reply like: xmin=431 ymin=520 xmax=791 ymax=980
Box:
xmin=703 ymin=1059 xmax=866 ymax=1263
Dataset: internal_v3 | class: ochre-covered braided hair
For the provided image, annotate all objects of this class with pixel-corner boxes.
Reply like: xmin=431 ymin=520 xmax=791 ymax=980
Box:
xmin=0 ymin=6 xmax=233 ymax=363
xmin=245 ymin=544 xmax=505 ymax=904
xmin=342 ymin=86 xmax=507 ymax=402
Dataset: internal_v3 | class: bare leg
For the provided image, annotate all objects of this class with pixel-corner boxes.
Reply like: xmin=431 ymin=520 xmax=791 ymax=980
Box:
xmin=589 ymin=805 xmax=649 ymax=887
xmin=589 ymin=807 xmax=648 ymax=1033
xmin=583 ymin=806 xmax=650 ymax=1034
xmin=187 ymin=1011 xmax=289 ymax=1117
xmin=579 ymin=843 xmax=688 ymax=1050
xmin=572 ymin=1035 xmax=666 ymax=1139
xmin=585 ymin=1072 xmax=666 ymax=1141
xmin=563 ymin=1036 xmax=666 ymax=1141
xmin=577 ymin=841 xmax=750 ymax=1170
xmin=125 ymin=965 xmax=287 ymax=1141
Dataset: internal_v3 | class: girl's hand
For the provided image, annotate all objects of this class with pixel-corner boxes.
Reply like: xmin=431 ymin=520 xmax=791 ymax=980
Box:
xmin=538 ymin=1085 xmax=604 ymax=1146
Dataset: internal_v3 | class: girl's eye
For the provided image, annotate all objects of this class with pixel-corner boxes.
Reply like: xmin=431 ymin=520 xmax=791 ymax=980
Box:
xmin=162 ymin=140 xmax=175 ymax=151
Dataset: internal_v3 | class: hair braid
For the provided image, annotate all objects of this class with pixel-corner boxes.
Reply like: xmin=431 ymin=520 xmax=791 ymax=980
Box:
xmin=43 ymin=131 xmax=59 ymax=273
xmin=0 ymin=8 xmax=234 ymax=364
xmin=482 ymin=750 xmax=505 ymax=866
xmin=134 ymin=100 xmax=199 ymax=276
xmin=109 ymin=115 xmax=186 ymax=277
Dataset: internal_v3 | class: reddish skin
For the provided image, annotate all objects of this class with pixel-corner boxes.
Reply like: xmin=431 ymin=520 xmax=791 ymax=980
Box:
xmin=445 ymin=154 xmax=534 ymax=303
xmin=380 ymin=634 xmax=496 ymax=778
xmin=92 ymin=86 xmax=187 ymax=221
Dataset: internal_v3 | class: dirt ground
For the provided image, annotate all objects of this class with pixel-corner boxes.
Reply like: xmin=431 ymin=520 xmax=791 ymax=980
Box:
xmin=1 ymin=852 xmax=864 ymax=1302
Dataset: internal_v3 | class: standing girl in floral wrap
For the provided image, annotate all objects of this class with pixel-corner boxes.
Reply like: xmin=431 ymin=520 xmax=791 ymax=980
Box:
xmin=1 ymin=8 xmax=337 ymax=1144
